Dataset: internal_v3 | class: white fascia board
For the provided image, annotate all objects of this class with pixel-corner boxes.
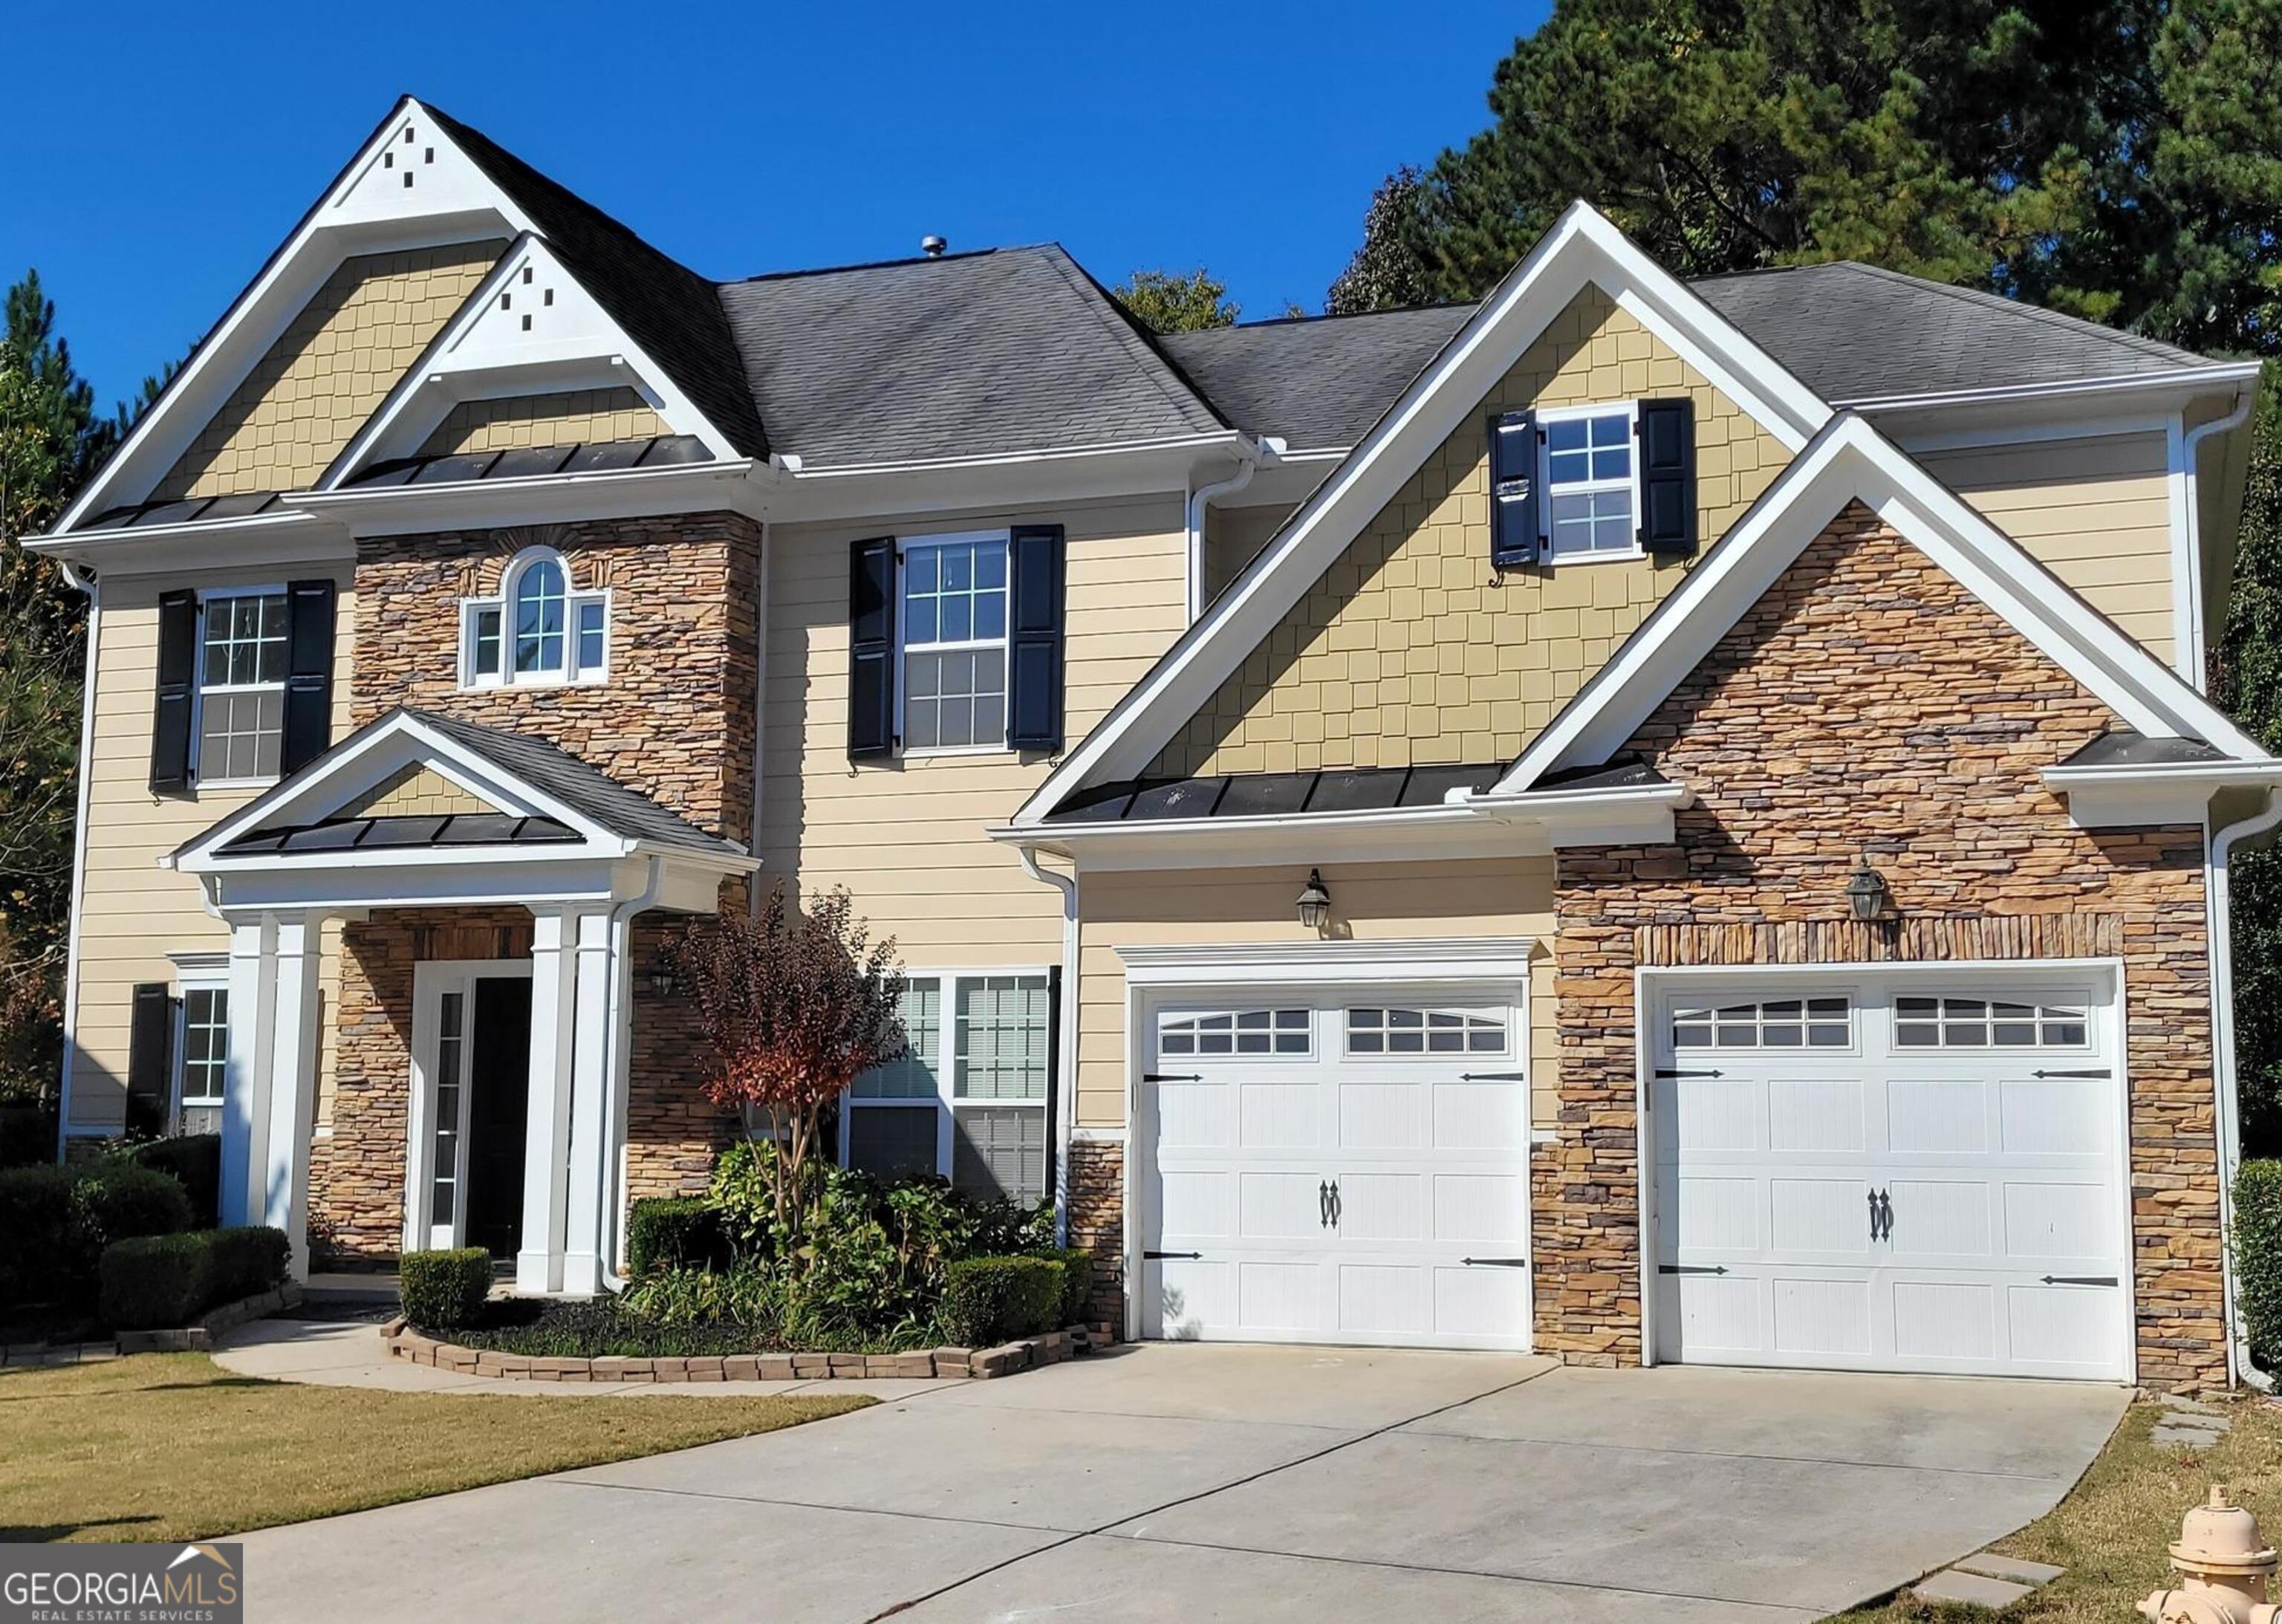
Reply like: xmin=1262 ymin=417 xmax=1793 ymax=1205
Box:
xmin=54 ymin=98 xmax=532 ymax=534
xmin=24 ymin=510 xmax=350 ymax=574
xmin=1492 ymin=415 xmax=2273 ymax=796
xmin=1006 ymin=201 xmax=1833 ymax=828
xmin=323 ymin=234 xmax=737 ymax=482
xmin=297 ymin=460 xmax=768 ymax=534
xmin=1116 ymin=935 xmax=1537 ymax=988
xmin=1839 ymin=361 xmax=2262 ymax=418
xmin=773 ymin=435 xmax=1258 ymax=526
xmin=989 ymin=805 xmax=1546 ymax=871
xmin=1459 ymin=780 xmax=1693 ymax=848
xmin=2044 ymin=760 xmax=2282 ymax=828
xmin=172 ymin=709 xmax=624 ymax=871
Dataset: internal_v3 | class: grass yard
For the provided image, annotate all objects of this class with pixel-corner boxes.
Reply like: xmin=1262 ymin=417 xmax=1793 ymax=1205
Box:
xmin=1830 ymin=1394 xmax=2282 ymax=1622
xmin=0 ymin=1351 xmax=872 ymax=1544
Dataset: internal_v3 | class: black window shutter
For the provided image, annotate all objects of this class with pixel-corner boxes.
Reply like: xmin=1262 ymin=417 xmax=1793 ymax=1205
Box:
xmin=848 ymin=538 xmax=897 ymax=760
xmin=126 ymin=983 xmax=175 ymax=1138
xmin=1488 ymin=412 xmax=1541 ymax=568
xmin=281 ymin=578 xmax=337 ymax=775
xmin=150 ymin=589 xmax=198 ymax=792
xmin=1007 ymin=524 xmax=1065 ymax=753
xmin=1638 ymin=398 xmax=1698 ymax=556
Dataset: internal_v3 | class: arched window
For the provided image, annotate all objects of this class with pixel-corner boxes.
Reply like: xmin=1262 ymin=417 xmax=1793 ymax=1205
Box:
xmin=460 ymin=548 xmax=608 ymax=688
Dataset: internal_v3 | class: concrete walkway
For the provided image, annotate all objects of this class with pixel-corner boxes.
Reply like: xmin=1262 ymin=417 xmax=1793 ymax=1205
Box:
xmin=220 ymin=1333 xmax=2127 ymax=1622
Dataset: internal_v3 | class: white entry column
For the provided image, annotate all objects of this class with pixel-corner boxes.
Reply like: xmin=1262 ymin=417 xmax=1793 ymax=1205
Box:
xmin=519 ymin=907 xmax=579 ymax=1294
xmin=561 ymin=908 xmax=620 ymax=1295
xmin=218 ymin=909 xmax=322 ymax=1281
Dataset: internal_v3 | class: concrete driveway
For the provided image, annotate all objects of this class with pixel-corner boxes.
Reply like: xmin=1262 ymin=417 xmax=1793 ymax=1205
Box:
xmin=233 ymin=1343 xmax=2125 ymax=1622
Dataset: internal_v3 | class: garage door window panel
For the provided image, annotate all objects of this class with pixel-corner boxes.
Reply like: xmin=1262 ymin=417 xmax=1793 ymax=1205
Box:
xmin=1893 ymin=996 xmax=2089 ymax=1049
xmin=1672 ymin=996 xmax=1852 ymax=1050
xmin=1158 ymin=1007 xmax=1312 ymax=1058
xmin=1345 ymin=1007 xmax=1509 ymax=1056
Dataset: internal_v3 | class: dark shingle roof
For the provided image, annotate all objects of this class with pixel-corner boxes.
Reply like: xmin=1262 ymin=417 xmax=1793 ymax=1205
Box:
xmin=718 ymin=246 xmax=1226 ymax=467
xmin=1160 ymin=306 xmax=1475 ymax=450
xmin=1690 ymin=262 xmax=2212 ymax=404
xmin=411 ymin=709 xmax=738 ymax=853
xmin=2060 ymin=729 xmax=2229 ymax=769
xmin=424 ymin=106 xmax=770 ymax=459
xmin=341 ymin=435 xmax=709 ymax=489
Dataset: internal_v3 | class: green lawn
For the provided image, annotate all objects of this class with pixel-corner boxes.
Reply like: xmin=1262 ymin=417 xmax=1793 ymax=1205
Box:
xmin=0 ymin=1351 xmax=871 ymax=1544
xmin=1830 ymin=1396 xmax=2282 ymax=1622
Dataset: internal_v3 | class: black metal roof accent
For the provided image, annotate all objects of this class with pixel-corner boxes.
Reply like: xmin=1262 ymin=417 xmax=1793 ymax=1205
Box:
xmin=223 ymin=811 xmax=581 ymax=855
xmin=82 ymin=490 xmax=284 ymax=530
xmin=340 ymin=435 xmax=710 ymax=490
xmin=2059 ymin=729 xmax=2229 ymax=769
xmin=1041 ymin=756 xmax=1671 ymax=826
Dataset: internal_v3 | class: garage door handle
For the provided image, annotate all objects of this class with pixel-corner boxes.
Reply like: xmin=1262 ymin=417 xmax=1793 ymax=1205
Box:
xmin=1461 ymin=1257 xmax=1529 ymax=1268
xmin=1319 ymin=1180 xmax=1332 ymax=1228
xmin=1329 ymin=1179 xmax=1342 ymax=1228
xmin=2032 ymin=1068 xmax=2110 ymax=1079
xmin=2040 ymin=1275 xmax=2117 ymax=1287
xmin=1145 ymin=1250 xmax=1203 ymax=1261
xmin=1144 ymin=1072 xmax=1202 ymax=1083
xmin=1659 ymin=1264 xmax=1728 ymax=1276
xmin=1868 ymin=1188 xmax=1893 ymax=1242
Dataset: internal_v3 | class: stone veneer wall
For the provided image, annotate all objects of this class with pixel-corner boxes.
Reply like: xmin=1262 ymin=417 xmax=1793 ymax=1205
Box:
xmin=307 ymin=512 xmax=763 ymax=1259
xmin=1067 ymin=1140 xmax=1125 ymax=1326
xmin=1534 ymin=504 xmax=2223 ymax=1388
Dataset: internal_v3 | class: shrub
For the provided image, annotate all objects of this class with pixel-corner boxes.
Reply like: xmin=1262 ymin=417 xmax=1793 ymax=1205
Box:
xmin=941 ymin=1256 xmax=1064 ymax=1346
xmin=0 ymin=1102 xmax=58 ymax=1170
xmin=2237 ymin=1160 xmax=2282 ymax=1368
xmin=73 ymin=1160 xmax=195 ymax=1253
xmin=1042 ymin=1246 xmax=1094 ymax=1328
xmin=399 ymin=1247 xmax=493 ymax=1331
xmin=99 ymin=1227 xmax=289 ymax=1331
xmin=0 ymin=1164 xmax=78 ymax=1310
xmin=627 ymin=1198 xmax=728 ymax=1278
xmin=118 ymin=1134 xmax=221 ymax=1227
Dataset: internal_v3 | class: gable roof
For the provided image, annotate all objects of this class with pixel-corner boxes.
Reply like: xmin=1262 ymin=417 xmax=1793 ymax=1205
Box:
xmin=718 ymin=245 xmax=1227 ymax=467
xmin=1483 ymin=412 xmax=2269 ymax=801
xmin=421 ymin=106 xmax=770 ymax=458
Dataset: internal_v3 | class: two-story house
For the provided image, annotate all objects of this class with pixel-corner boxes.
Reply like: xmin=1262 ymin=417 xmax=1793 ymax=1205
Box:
xmin=35 ymin=97 xmax=2280 ymax=1391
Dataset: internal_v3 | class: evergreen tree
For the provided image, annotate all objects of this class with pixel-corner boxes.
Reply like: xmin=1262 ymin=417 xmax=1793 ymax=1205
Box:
xmin=1326 ymin=168 xmax=1439 ymax=316
xmin=1111 ymin=267 xmax=1240 ymax=334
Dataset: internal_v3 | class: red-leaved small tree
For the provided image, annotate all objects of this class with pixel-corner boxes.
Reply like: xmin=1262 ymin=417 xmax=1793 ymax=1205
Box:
xmin=672 ymin=884 xmax=906 ymax=1238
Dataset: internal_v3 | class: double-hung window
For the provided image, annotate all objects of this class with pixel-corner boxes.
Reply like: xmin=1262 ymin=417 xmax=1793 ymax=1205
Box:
xmin=461 ymin=548 xmax=608 ymax=688
xmin=899 ymin=533 xmax=1008 ymax=753
xmin=844 ymin=971 xmax=1052 ymax=1204
xmin=195 ymin=588 xmax=289 ymax=783
xmin=178 ymin=986 xmax=229 ymax=1110
xmin=1541 ymin=403 xmax=1639 ymax=562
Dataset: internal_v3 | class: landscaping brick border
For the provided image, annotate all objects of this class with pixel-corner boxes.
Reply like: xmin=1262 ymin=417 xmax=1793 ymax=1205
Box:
xmin=377 ymin=1316 xmax=1108 ymax=1383
xmin=3 ymin=1282 xmax=305 ymax=1365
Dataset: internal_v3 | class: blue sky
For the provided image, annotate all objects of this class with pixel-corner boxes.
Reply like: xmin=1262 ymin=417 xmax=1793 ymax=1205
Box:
xmin=1 ymin=0 xmax=1547 ymax=412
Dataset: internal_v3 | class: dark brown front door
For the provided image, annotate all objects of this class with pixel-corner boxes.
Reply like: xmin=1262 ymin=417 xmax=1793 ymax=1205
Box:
xmin=462 ymin=976 xmax=533 ymax=1260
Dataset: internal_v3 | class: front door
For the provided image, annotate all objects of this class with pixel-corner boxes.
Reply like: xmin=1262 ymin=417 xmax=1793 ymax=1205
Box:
xmin=463 ymin=977 xmax=533 ymax=1258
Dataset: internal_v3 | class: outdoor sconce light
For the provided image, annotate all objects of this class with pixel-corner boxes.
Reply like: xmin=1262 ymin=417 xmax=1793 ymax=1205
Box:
xmin=1845 ymin=863 xmax=1891 ymax=922
xmin=1296 ymin=868 xmax=1333 ymax=931
xmin=647 ymin=958 xmax=679 ymax=998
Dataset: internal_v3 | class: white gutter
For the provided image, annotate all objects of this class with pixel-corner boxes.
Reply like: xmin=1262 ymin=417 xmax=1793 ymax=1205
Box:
xmin=51 ymin=561 xmax=100 ymax=1158
xmin=2181 ymin=387 xmax=2260 ymax=688
xmin=1837 ymin=361 xmax=2263 ymax=415
xmin=2209 ymin=792 xmax=2282 ymax=1390
xmin=750 ymin=521 xmax=770 ymax=917
xmin=1185 ymin=438 xmax=1284 ymax=624
xmin=778 ymin=432 xmax=1255 ymax=481
xmin=599 ymin=855 xmax=665 ymax=1292
xmin=1016 ymin=849 xmax=1081 ymax=1245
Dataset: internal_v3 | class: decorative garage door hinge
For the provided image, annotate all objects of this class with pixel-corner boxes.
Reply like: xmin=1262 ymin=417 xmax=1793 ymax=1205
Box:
xmin=1655 ymin=1068 xmax=1724 ymax=1079
xmin=2032 ymin=1068 xmax=2110 ymax=1079
xmin=2039 ymin=1275 xmax=2118 ymax=1287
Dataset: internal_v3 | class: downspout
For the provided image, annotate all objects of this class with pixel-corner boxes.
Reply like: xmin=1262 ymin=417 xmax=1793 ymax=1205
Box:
xmin=749 ymin=521 xmax=770 ymax=917
xmin=2209 ymin=791 xmax=2282 ymax=1391
xmin=598 ymin=854 xmax=665 ymax=1292
xmin=52 ymin=560 xmax=100 ymax=1161
xmin=2182 ymin=390 xmax=2257 ymax=689
xmin=1185 ymin=438 xmax=1281 ymax=624
xmin=1018 ymin=846 xmax=1080 ymax=1244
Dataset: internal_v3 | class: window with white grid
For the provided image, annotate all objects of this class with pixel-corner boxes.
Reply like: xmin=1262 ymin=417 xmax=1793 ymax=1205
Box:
xmin=1345 ymin=1006 xmax=1510 ymax=1056
xmin=460 ymin=548 xmax=608 ymax=689
xmin=1541 ymin=403 xmax=1639 ymax=561
xmin=1158 ymin=1008 xmax=1313 ymax=1057
xmin=195 ymin=589 xmax=287 ymax=782
xmin=1671 ymin=997 xmax=1853 ymax=1050
xmin=1893 ymin=995 xmax=2087 ymax=1049
xmin=899 ymin=533 xmax=1008 ymax=751
xmin=178 ymin=986 xmax=229 ymax=1108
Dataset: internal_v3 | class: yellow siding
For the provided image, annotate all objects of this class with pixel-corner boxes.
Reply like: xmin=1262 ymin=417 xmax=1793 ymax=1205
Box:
xmin=1202 ymin=501 xmax=1289 ymax=605
xmin=1918 ymin=431 xmax=2176 ymax=662
xmin=760 ymin=496 xmax=1191 ymax=969
xmin=1076 ymin=859 xmax=1558 ymax=1129
xmin=68 ymin=565 xmax=357 ymax=1129
xmin=337 ymin=764 xmax=497 ymax=819
xmin=418 ymin=388 xmax=665 ymax=456
xmin=1152 ymin=287 xmax=1787 ymax=778
xmin=155 ymin=242 xmax=504 ymax=500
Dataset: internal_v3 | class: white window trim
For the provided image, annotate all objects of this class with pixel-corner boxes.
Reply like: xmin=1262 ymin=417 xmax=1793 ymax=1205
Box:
xmin=896 ymin=528 xmax=1012 ymax=760
xmin=191 ymin=582 xmax=289 ymax=790
xmin=170 ymin=954 xmax=231 ymax=1117
xmin=1537 ymin=399 xmax=1644 ymax=566
xmin=458 ymin=546 xmax=610 ymax=692
xmin=842 ymin=965 xmax=1054 ymax=1201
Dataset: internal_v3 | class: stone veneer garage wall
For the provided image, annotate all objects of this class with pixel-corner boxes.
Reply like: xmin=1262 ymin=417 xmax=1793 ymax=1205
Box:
xmin=305 ymin=512 xmax=763 ymax=1260
xmin=1535 ymin=503 xmax=2222 ymax=1389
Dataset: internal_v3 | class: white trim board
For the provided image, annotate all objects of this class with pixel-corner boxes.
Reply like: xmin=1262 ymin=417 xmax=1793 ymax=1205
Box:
xmin=1483 ymin=412 xmax=2272 ymax=799
xmin=1116 ymin=936 xmax=1538 ymax=988
xmin=1009 ymin=201 xmax=1833 ymax=826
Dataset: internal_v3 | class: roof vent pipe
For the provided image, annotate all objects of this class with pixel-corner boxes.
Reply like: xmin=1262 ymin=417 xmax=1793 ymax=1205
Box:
xmin=921 ymin=235 xmax=948 ymax=258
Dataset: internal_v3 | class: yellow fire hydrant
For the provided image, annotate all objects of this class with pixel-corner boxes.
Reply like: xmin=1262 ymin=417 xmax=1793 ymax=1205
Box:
xmin=2140 ymin=1487 xmax=2282 ymax=1624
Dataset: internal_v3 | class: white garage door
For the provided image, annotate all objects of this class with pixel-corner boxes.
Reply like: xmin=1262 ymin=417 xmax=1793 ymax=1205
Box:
xmin=1137 ymin=993 xmax=1532 ymax=1350
xmin=1650 ymin=971 xmax=2130 ymax=1380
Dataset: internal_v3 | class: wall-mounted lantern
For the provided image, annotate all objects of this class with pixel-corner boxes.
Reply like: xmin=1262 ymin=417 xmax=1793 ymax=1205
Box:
xmin=1296 ymin=868 xmax=1332 ymax=932
xmin=1846 ymin=863 xmax=1891 ymax=923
